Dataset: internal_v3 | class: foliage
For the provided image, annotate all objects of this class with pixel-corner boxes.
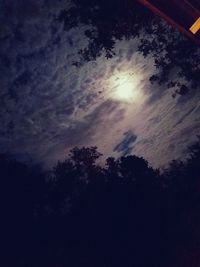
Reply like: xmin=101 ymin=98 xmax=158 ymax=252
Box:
xmin=58 ymin=0 xmax=200 ymax=96
xmin=1 ymin=140 xmax=200 ymax=266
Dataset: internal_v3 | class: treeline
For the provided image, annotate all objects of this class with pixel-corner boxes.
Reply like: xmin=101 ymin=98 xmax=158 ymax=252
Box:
xmin=1 ymin=140 xmax=200 ymax=267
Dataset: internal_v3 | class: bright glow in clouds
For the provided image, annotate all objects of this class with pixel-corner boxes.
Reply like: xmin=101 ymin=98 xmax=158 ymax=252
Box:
xmin=109 ymin=72 xmax=143 ymax=103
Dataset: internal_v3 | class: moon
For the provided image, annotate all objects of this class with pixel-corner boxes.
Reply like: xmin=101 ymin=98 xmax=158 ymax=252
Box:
xmin=108 ymin=72 xmax=143 ymax=103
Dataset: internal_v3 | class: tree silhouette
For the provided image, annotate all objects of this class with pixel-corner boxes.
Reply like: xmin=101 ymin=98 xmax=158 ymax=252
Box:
xmin=1 ymin=139 xmax=200 ymax=266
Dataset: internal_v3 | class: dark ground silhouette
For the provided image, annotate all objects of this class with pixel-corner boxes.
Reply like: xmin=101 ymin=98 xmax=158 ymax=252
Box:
xmin=1 ymin=138 xmax=200 ymax=267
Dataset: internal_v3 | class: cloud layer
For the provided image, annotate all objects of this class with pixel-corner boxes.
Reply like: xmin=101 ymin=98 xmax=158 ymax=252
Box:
xmin=1 ymin=0 xmax=200 ymax=169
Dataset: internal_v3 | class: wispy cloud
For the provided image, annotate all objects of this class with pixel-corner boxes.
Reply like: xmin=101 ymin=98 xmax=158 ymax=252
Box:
xmin=0 ymin=0 xmax=200 ymax=168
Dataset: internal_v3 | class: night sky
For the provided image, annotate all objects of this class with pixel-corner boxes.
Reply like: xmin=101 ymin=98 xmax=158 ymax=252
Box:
xmin=1 ymin=0 xmax=200 ymax=169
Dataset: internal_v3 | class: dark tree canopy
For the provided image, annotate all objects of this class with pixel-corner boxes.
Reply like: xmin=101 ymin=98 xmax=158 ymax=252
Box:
xmin=58 ymin=0 xmax=200 ymax=96
xmin=1 ymin=138 xmax=200 ymax=267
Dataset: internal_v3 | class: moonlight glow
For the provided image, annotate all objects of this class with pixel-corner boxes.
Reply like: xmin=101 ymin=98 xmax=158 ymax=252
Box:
xmin=109 ymin=72 xmax=143 ymax=103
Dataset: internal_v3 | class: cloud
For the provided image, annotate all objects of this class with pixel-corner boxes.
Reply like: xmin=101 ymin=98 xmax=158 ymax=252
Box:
xmin=0 ymin=1 xmax=90 ymax=158
xmin=114 ymin=131 xmax=137 ymax=156
xmin=173 ymin=106 xmax=196 ymax=127
xmin=0 ymin=0 xmax=200 ymax=169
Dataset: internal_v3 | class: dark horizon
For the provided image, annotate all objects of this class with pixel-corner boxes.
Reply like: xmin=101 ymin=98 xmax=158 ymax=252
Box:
xmin=1 ymin=139 xmax=200 ymax=267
